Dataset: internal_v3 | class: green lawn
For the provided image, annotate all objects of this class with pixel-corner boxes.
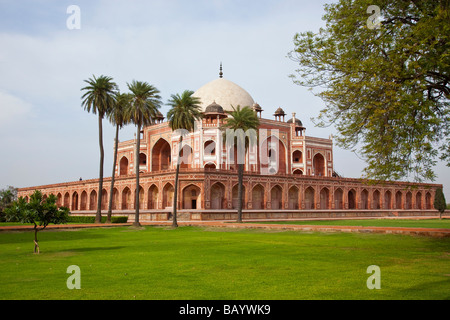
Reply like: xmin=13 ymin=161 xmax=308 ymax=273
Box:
xmin=247 ymin=218 xmax=450 ymax=229
xmin=0 ymin=225 xmax=449 ymax=300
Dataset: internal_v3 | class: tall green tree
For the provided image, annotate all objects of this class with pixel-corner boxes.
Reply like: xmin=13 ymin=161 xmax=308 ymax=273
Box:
xmin=166 ymin=90 xmax=203 ymax=228
xmin=126 ymin=80 xmax=162 ymax=227
xmin=81 ymin=75 xmax=117 ymax=223
xmin=222 ymin=105 xmax=259 ymax=223
xmin=106 ymin=92 xmax=131 ymax=224
xmin=4 ymin=190 xmax=69 ymax=254
xmin=433 ymin=188 xmax=447 ymax=220
xmin=289 ymin=0 xmax=449 ymax=182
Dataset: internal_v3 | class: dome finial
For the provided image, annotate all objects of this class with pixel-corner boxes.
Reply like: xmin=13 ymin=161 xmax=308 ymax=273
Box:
xmin=219 ymin=62 xmax=223 ymax=78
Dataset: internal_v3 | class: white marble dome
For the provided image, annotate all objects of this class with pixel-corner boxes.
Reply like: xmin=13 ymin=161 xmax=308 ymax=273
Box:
xmin=193 ymin=78 xmax=255 ymax=112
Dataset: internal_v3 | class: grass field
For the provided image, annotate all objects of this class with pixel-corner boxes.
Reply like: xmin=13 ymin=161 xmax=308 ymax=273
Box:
xmin=246 ymin=218 xmax=450 ymax=229
xmin=0 ymin=225 xmax=449 ymax=300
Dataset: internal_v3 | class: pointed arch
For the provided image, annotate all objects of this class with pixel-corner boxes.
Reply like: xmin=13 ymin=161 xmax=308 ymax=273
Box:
xmin=395 ymin=191 xmax=403 ymax=209
xmin=288 ymin=186 xmax=299 ymax=209
xmin=384 ymin=190 xmax=392 ymax=209
xmin=148 ymin=184 xmax=159 ymax=209
xmin=122 ymin=187 xmax=131 ymax=210
xmin=251 ymin=184 xmax=265 ymax=210
xmin=270 ymin=185 xmax=283 ymax=209
xmin=232 ymin=183 xmax=246 ymax=209
xmin=182 ymin=184 xmax=201 ymax=209
xmin=361 ymin=189 xmax=369 ymax=209
xmin=119 ymin=156 xmax=129 ymax=176
xmin=334 ymin=188 xmax=343 ymax=209
xmin=89 ymin=190 xmax=97 ymax=210
xmin=80 ymin=191 xmax=87 ymax=210
xmin=210 ymin=182 xmax=226 ymax=209
xmin=348 ymin=189 xmax=356 ymax=209
xmin=304 ymin=186 xmax=315 ymax=209
xmin=71 ymin=191 xmax=79 ymax=211
xmin=320 ymin=187 xmax=330 ymax=209
xmin=313 ymin=153 xmax=325 ymax=177
xmin=373 ymin=190 xmax=381 ymax=209
xmin=162 ymin=183 xmax=174 ymax=209
xmin=152 ymin=138 xmax=171 ymax=171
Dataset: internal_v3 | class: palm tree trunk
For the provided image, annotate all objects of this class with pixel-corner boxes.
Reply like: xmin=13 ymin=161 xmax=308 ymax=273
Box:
xmin=134 ymin=125 xmax=141 ymax=227
xmin=172 ymin=136 xmax=183 ymax=228
xmin=107 ymin=125 xmax=120 ymax=224
xmin=96 ymin=114 xmax=104 ymax=224
xmin=237 ymin=163 xmax=244 ymax=223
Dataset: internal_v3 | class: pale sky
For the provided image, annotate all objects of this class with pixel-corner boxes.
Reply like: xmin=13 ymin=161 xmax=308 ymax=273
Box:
xmin=0 ymin=0 xmax=448 ymax=199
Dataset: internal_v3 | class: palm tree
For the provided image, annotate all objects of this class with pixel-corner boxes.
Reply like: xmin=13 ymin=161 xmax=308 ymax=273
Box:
xmin=126 ymin=80 xmax=162 ymax=227
xmin=81 ymin=75 xmax=117 ymax=223
xmin=166 ymin=90 xmax=203 ymax=228
xmin=222 ymin=105 xmax=259 ymax=223
xmin=106 ymin=92 xmax=131 ymax=223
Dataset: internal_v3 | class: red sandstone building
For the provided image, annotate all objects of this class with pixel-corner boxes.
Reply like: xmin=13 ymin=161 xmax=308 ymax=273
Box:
xmin=17 ymin=74 xmax=442 ymax=221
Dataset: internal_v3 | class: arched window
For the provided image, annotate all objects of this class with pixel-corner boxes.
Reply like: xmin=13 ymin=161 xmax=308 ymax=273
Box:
xmin=292 ymin=150 xmax=302 ymax=163
xmin=313 ymin=153 xmax=325 ymax=177
xmin=204 ymin=140 xmax=216 ymax=156
xmin=152 ymin=139 xmax=171 ymax=171
xmin=120 ymin=157 xmax=129 ymax=176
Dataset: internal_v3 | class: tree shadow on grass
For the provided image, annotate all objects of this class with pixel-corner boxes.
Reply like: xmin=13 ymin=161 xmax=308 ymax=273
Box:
xmin=0 ymin=230 xmax=107 ymax=245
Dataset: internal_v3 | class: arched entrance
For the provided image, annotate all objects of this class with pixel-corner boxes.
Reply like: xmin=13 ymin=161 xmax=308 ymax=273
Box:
xmin=64 ymin=192 xmax=70 ymax=208
xmin=80 ymin=191 xmax=87 ymax=210
xmin=361 ymin=189 xmax=369 ymax=209
xmin=270 ymin=185 xmax=282 ymax=209
xmin=320 ymin=188 xmax=330 ymax=209
xmin=148 ymin=185 xmax=158 ymax=209
xmin=313 ymin=153 xmax=325 ymax=177
xmin=384 ymin=191 xmax=392 ymax=209
xmin=134 ymin=186 xmax=144 ymax=210
xmin=405 ymin=192 xmax=412 ymax=209
xmin=348 ymin=189 xmax=356 ymax=209
xmin=162 ymin=183 xmax=174 ymax=209
xmin=122 ymin=187 xmax=131 ymax=210
xmin=210 ymin=183 xmax=226 ymax=209
xmin=415 ymin=192 xmax=422 ymax=209
xmin=395 ymin=191 xmax=403 ymax=209
xmin=101 ymin=189 xmax=107 ymax=210
xmin=232 ymin=184 xmax=246 ymax=209
xmin=334 ymin=188 xmax=343 ymax=209
xmin=251 ymin=184 xmax=265 ymax=210
xmin=373 ymin=190 xmax=381 ymax=209
xmin=182 ymin=185 xmax=201 ymax=209
xmin=71 ymin=192 xmax=78 ymax=211
xmin=304 ymin=187 xmax=315 ymax=209
xmin=89 ymin=190 xmax=97 ymax=210
xmin=112 ymin=188 xmax=119 ymax=210
xmin=152 ymin=139 xmax=171 ymax=171
xmin=288 ymin=186 xmax=299 ymax=209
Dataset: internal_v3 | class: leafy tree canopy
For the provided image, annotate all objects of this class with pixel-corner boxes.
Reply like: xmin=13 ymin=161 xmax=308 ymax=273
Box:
xmin=4 ymin=190 xmax=69 ymax=253
xmin=289 ymin=0 xmax=449 ymax=182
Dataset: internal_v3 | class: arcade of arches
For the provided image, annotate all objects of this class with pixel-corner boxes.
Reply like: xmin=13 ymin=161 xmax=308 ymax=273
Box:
xmin=48 ymin=176 xmax=436 ymax=214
